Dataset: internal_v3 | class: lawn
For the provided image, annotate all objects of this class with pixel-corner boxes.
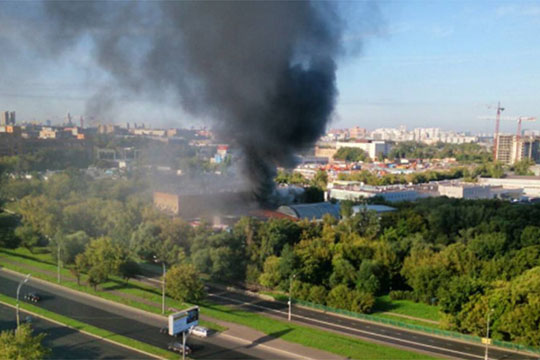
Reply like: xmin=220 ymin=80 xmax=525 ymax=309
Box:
xmin=373 ymin=295 xmax=441 ymax=322
xmin=199 ymin=301 xmax=439 ymax=360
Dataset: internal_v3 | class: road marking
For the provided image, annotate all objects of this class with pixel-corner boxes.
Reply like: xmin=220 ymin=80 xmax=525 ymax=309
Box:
xmin=208 ymin=293 xmax=486 ymax=360
xmin=219 ymin=333 xmax=314 ymax=360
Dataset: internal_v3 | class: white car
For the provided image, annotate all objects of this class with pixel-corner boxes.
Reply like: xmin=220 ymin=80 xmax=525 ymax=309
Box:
xmin=191 ymin=326 xmax=209 ymax=337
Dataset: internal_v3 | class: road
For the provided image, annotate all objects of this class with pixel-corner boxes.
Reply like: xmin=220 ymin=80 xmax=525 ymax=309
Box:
xmin=0 ymin=303 xmax=151 ymax=359
xmin=0 ymin=270 xmax=300 ymax=360
xmin=204 ymin=285 xmax=536 ymax=360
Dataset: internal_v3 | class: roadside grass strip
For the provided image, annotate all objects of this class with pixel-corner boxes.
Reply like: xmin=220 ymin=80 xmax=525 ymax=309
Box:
xmin=199 ymin=301 xmax=440 ymax=360
xmin=0 ymin=293 xmax=177 ymax=360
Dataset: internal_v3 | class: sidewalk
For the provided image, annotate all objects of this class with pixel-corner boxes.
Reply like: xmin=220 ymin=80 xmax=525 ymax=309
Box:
xmin=0 ymin=255 xmax=344 ymax=360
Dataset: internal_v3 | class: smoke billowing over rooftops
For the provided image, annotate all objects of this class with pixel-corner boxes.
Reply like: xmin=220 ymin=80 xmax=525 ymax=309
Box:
xmin=23 ymin=1 xmax=359 ymax=203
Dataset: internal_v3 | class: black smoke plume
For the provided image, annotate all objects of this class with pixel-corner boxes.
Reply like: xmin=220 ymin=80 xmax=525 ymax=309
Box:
xmin=40 ymin=1 xmax=344 ymax=203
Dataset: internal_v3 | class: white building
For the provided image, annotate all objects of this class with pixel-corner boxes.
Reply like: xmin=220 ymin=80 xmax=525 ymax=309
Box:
xmin=438 ymin=182 xmax=492 ymax=199
xmin=336 ymin=140 xmax=393 ymax=160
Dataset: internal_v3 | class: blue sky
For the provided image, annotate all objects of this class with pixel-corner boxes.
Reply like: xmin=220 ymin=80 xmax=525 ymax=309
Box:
xmin=336 ymin=0 xmax=540 ymax=134
xmin=1 ymin=0 xmax=539 ymax=134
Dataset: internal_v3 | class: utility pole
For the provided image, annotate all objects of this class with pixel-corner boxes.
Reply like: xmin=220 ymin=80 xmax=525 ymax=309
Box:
xmin=162 ymin=262 xmax=166 ymax=315
xmin=153 ymin=255 xmax=167 ymax=314
xmin=16 ymin=274 xmax=31 ymax=327
xmin=57 ymin=243 xmax=61 ymax=283
xmin=288 ymin=274 xmax=296 ymax=321
xmin=484 ymin=308 xmax=494 ymax=360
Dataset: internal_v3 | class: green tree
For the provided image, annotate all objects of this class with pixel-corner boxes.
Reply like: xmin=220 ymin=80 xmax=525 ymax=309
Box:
xmin=87 ymin=265 xmax=108 ymax=291
xmin=311 ymin=170 xmax=328 ymax=190
xmin=333 ymin=147 xmax=369 ymax=162
xmin=0 ymin=324 xmax=51 ymax=360
xmin=259 ymin=256 xmax=282 ymax=288
xmin=513 ymin=158 xmax=534 ymax=176
xmin=165 ymin=263 xmax=205 ymax=303
xmin=14 ymin=224 xmax=41 ymax=253
xmin=326 ymin=284 xmax=352 ymax=310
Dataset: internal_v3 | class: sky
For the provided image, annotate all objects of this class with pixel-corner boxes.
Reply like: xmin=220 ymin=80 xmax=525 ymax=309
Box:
xmin=1 ymin=0 xmax=539 ymax=135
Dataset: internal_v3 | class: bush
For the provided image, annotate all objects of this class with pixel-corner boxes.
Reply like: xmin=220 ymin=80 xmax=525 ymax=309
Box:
xmin=351 ymin=291 xmax=375 ymax=314
xmin=389 ymin=290 xmax=416 ymax=301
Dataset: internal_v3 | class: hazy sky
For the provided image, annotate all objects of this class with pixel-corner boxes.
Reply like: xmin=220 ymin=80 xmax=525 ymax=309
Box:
xmin=1 ymin=0 xmax=539 ymax=134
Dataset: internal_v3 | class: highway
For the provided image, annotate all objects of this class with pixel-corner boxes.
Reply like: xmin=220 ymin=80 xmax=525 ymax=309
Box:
xmin=0 ymin=270 xmax=300 ymax=360
xmin=0 ymin=303 xmax=151 ymax=359
xmin=204 ymin=285 xmax=536 ymax=360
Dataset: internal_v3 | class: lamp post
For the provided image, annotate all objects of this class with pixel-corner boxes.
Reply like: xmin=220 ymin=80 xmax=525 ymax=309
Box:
xmin=484 ymin=308 xmax=494 ymax=360
xmin=154 ymin=256 xmax=166 ymax=314
xmin=57 ymin=242 xmax=61 ymax=283
xmin=288 ymin=274 xmax=296 ymax=321
xmin=16 ymin=274 xmax=31 ymax=327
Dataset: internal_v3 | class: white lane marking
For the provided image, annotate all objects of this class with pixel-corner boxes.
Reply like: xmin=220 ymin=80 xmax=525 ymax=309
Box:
xmin=209 ymin=293 xmax=485 ymax=360
xmin=218 ymin=333 xmax=313 ymax=360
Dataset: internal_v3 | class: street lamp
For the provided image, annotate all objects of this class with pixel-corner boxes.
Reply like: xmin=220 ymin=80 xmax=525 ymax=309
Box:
xmin=484 ymin=308 xmax=494 ymax=360
xmin=153 ymin=256 xmax=167 ymax=314
xmin=288 ymin=274 xmax=296 ymax=321
xmin=57 ymin=242 xmax=62 ymax=283
xmin=16 ymin=274 xmax=31 ymax=327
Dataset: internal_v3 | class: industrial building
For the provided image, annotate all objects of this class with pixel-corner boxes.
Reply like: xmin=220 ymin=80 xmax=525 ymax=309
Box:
xmin=327 ymin=181 xmax=421 ymax=203
xmin=277 ymin=202 xmax=396 ymax=221
xmin=438 ymin=182 xmax=492 ymax=200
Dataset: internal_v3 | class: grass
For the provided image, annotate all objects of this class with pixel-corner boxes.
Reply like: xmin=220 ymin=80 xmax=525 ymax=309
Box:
xmin=373 ymin=295 xmax=441 ymax=322
xmin=198 ymin=301 xmax=439 ymax=360
xmin=0 ymin=294 xmax=177 ymax=360
xmin=262 ymin=289 xmax=442 ymax=329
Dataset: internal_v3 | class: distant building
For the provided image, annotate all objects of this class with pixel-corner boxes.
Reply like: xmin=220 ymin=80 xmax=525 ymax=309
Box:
xmin=277 ymin=202 xmax=341 ymax=220
xmin=478 ymin=176 xmax=540 ymax=198
xmin=327 ymin=181 xmax=421 ymax=203
xmin=1 ymin=111 xmax=15 ymax=126
xmin=349 ymin=126 xmax=367 ymax=139
xmin=314 ymin=145 xmax=337 ymax=161
xmin=336 ymin=140 xmax=393 ymax=160
xmin=438 ymin=182 xmax=492 ymax=199
xmin=495 ymin=135 xmax=540 ymax=165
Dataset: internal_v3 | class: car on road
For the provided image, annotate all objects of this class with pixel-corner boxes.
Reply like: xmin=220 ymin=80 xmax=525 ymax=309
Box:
xmin=159 ymin=326 xmax=168 ymax=335
xmin=191 ymin=326 xmax=209 ymax=337
xmin=24 ymin=292 xmax=40 ymax=303
xmin=167 ymin=342 xmax=191 ymax=355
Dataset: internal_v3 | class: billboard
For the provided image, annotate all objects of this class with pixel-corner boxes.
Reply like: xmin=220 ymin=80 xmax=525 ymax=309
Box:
xmin=168 ymin=306 xmax=199 ymax=336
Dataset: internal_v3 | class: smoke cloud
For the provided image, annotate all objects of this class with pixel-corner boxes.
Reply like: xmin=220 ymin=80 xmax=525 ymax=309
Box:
xmin=35 ymin=1 xmax=347 ymax=203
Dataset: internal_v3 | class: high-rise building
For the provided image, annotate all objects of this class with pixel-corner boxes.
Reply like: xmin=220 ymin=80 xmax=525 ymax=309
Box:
xmin=495 ymin=134 xmax=540 ymax=164
xmin=1 ymin=111 xmax=8 ymax=126
xmin=1 ymin=111 xmax=15 ymax=125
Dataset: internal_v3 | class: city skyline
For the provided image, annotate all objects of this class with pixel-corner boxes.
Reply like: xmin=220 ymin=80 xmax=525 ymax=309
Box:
xmin=1 ymin=1 xmax=539 ymax=134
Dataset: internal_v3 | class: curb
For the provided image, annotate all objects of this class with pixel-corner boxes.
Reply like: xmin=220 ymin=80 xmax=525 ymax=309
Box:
xmin=0 ymin=299 xmax=164 ymax=360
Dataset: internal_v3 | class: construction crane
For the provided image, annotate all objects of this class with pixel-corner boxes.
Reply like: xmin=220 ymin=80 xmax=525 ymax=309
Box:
xmin=480 ymin=110 xmax=537 ymax=162
xmin=491 ymin=102 xmax=505 ymax=161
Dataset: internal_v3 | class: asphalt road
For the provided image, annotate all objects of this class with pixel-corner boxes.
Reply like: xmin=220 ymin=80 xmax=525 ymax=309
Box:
xmin=0 ymin=270 xmax=296 ymax=360
xmin=0 ymin=303 xmax=150 ymax=359
xmin=205 ymin=285 xmax=537 ymax=360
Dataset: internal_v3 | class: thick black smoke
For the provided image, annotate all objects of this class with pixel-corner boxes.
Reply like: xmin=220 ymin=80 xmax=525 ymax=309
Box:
xmin=41 ymin=1 xmax=344 ymax=203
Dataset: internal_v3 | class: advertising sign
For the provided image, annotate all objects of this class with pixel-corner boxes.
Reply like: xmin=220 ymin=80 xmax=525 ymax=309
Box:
xmin=168 ymin=306 xmax=199 ymax=336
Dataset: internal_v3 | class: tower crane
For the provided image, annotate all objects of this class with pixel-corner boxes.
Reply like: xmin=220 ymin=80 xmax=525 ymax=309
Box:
xmin=516 ymin=116 xmax=536 ymax=162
